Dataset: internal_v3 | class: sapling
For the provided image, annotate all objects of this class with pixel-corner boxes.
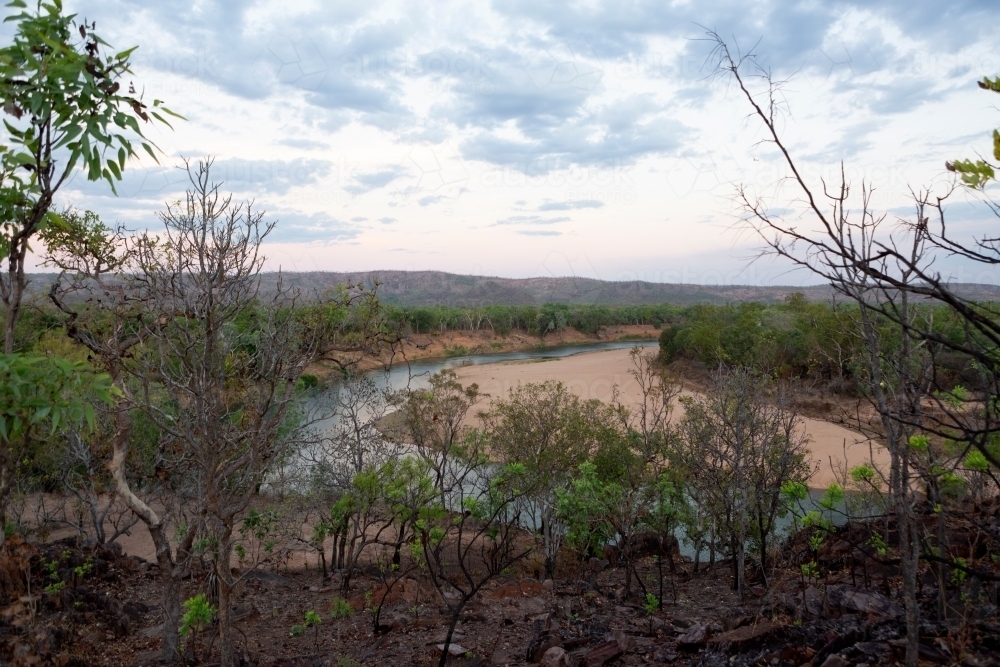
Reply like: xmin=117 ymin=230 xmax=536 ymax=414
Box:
xmin=180 ymin=594 xmax=215 ymax=664
xmin=330 ymin=596 xmax=353 ymax=620
xmin=643 ymin=593 xmax=659 ymax=635
xmin=330 ymin=596 xmax=353 ymax=646
xmin=304 ymin=610 xmax=322 ymax=652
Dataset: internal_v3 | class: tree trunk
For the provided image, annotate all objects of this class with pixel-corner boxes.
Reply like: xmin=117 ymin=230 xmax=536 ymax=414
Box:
xmin=896 ymin=455 xmax=920 ymax=667
xmin=934 ymin=487 xmax=948 ymax=621
xmin=149 ymin=523 xmax=182 ymax=663
xmin=108 ymin=403 xmax=184 ymax=663
xmin=217 ymin=543 xmax=235 ymax=667
xmin=0 ymin=457 xmax=10 ymax=551
xmin=3 ymin=241 xmax=27 ymax=355
xmin=438 ymin=602 xmax=466 ymax=667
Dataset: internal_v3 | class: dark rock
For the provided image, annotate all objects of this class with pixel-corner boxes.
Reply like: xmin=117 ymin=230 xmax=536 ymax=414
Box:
xmin=527 ymin=633 xmax=562 ymax=663
xmin=818 ymin=655 xmax=850 ymax=667
xmin=778 ymin=593 xmax=801 ymax=617
xmin=760 ymin=645 xmax=816 ymax=666
xmin=653 ymin=645 xmax=678 ymax=663
xmin=888 ymin=639 xmax=951 ymax=663
xmin=827 ymin=585 xmax=899 ymax=618
xmin=541 ymin=646 xmax=571 ymax=667
xmin=850 ymin=641 xmax=892 ymax=661
xmin=122 ymin=601 xmax=147 ymax=622
xmin=583 ymin=620 xmax=609 ymax=639
xmin=677 ymin=623 xmax=709 ymax=648
xmin=583 ymin=640 xmax=622 ymax=667
xmin=245 ymin=570 xmax=296 ymax=588
xmin=724 ymin=614 xmax=749 ymax=631
xmin=112 ymin=612 xmax=131 ymax=637
xmin=610 ymin=630 xmax=636 ymax=652
xmin=707 ymin=621 xmax=785 ymax=652
xmin=804 ymin=586 xmax=823 ymax=617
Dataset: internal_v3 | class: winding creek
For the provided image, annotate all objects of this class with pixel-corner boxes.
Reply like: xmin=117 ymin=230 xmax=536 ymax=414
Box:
xmin=307 ymin=340 xmax=862 ymax=558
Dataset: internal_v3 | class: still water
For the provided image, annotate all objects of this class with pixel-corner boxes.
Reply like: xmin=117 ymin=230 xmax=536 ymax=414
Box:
xmin=365 ymin=340 xmax=657 ymax=394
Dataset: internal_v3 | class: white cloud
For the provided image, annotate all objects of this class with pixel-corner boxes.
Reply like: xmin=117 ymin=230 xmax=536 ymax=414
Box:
xmin=19 ymin=0 xmax=998 ymax=285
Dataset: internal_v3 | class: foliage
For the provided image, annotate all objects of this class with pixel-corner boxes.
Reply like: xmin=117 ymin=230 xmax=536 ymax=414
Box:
xmin=947 ymin=77 xmax=1000 ymax=189
xmin=482 ymin=380 xmax=615 ymax=578
xmin=0 ymin=0 xmax=178 ymax=353
xmin=330 ymin=597 xmax=353 ymax=620
xmin=179 ymin=594 xmax=215 ymax=654
xmin=385 ymin=302 xmax=678 ymax=336
xmin=0 ymin=354 xmax=115 ymax=442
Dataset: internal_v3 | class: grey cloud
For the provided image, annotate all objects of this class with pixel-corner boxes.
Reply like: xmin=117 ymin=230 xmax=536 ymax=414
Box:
xmin=379 ymin=217 xmax=398 ymax=224
xmin=61 ymin=0 xmax=999 ymax=188
xmin=538 ymin=199 xmax=603 ymax=211
xmin=461 ymin=116 xmax=684 ymax=173
xmin=493 ymin=215 xmax=570 ymax=226
xmin=65 ymin=157 xmax=332 ymax=201
xmin=418 ymin=195 xmax=445 ymax=206
xmin=266 ymin=211 xmax=362 ymax=243
xmin=345 ymin=165 xmax=409 ymax=195
xmin=278 ymin=138 xmax=331 ymax=150
xmin=209 ymin=158 xmax=333 ymax=194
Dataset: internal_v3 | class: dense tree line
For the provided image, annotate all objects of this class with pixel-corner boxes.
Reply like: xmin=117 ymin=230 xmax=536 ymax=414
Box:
xmin=384 ymin=302 xmax=680 ymax=336
xmin=659 ymin=295 xmax=984 ymax=394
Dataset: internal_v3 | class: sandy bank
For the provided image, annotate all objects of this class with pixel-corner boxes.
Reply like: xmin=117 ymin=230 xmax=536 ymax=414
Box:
xmin=311 ymin=324 xmax=660 ymax=376
xmin=452 ymin=346 xmax=888 ymax=489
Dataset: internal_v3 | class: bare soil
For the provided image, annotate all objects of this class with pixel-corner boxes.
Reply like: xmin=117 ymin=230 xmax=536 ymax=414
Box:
xmin=3 ymin=499 xmax=999 ymax=667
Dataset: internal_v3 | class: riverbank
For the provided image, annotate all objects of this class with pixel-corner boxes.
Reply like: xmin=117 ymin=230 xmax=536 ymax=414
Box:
xmin=451 ymin=346 xmax=888 ymax=489
xmin=311 ymin=324 xmax=660 ymax=377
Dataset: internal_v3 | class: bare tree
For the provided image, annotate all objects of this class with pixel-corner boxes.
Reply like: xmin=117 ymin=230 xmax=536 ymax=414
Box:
xmin=51 ymin=429 xmax=139 ymax=545
xmin=418 ymin=438 xmax=533 ymax=667
xmin=706 ymin=34 xmax=1000 ymax=665
xmin=47 ymin=161 xmax=387 ymax=667
xmin=128 ymin=158 xmax=389 ymax=667
xmin=396 ymin=369 xmax=481 ymax=494
xmin=303 ymin=371 xmax=400 ymax=495
xmin=44 ymin=209 xmax=199 ymax=664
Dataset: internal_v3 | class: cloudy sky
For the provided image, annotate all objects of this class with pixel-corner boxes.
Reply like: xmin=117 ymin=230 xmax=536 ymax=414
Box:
xmin=19 ymin=0 xmax=1000 ymax=285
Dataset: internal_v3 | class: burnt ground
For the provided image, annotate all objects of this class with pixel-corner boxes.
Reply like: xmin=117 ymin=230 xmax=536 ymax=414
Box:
xmin=1 ymin=507 xmax=999 ymax=667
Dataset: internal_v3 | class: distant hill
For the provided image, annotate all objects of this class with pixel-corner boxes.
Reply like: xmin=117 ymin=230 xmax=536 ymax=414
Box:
xmin=262 ymin=271 xmax=1000 ymax=307
xmin=26 ymin=270 xmax=1000 ymax=307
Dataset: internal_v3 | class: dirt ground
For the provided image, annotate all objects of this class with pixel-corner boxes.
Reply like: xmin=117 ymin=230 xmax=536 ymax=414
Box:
xmin=4 ymin=501 xmax=999 ymax=667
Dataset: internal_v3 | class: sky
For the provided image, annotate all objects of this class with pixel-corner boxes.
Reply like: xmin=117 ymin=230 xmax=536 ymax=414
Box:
xmin=17 ymin=0 xmax=1000 ymax=285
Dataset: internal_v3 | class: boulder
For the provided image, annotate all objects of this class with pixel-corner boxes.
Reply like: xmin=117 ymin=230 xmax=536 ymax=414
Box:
xmin=541 ymin=646 xmax=571 ymax=667
xmin=435 ymin=643 xmax=469 ymax=657
xmin=819 ymin=655 xmax=850 ymax=667
xmin=584 ymin=640 xmax=622 ymax=667
xmin=519 ymin=596 xmax=549 ymax=617
xmin=707 ymin=621 xmax=785 ymax=652
xmin=828 ymin=585 xmax=899 ymax=618
xmin=527 ymin=633 xmax=562 ymax=663
xmin=677 ymin=623 xmax=709 ymax=648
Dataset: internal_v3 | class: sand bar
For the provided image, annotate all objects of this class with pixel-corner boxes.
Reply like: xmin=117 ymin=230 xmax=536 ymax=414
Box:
xmin=452 ymin=346 xmax=887 ymax=489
